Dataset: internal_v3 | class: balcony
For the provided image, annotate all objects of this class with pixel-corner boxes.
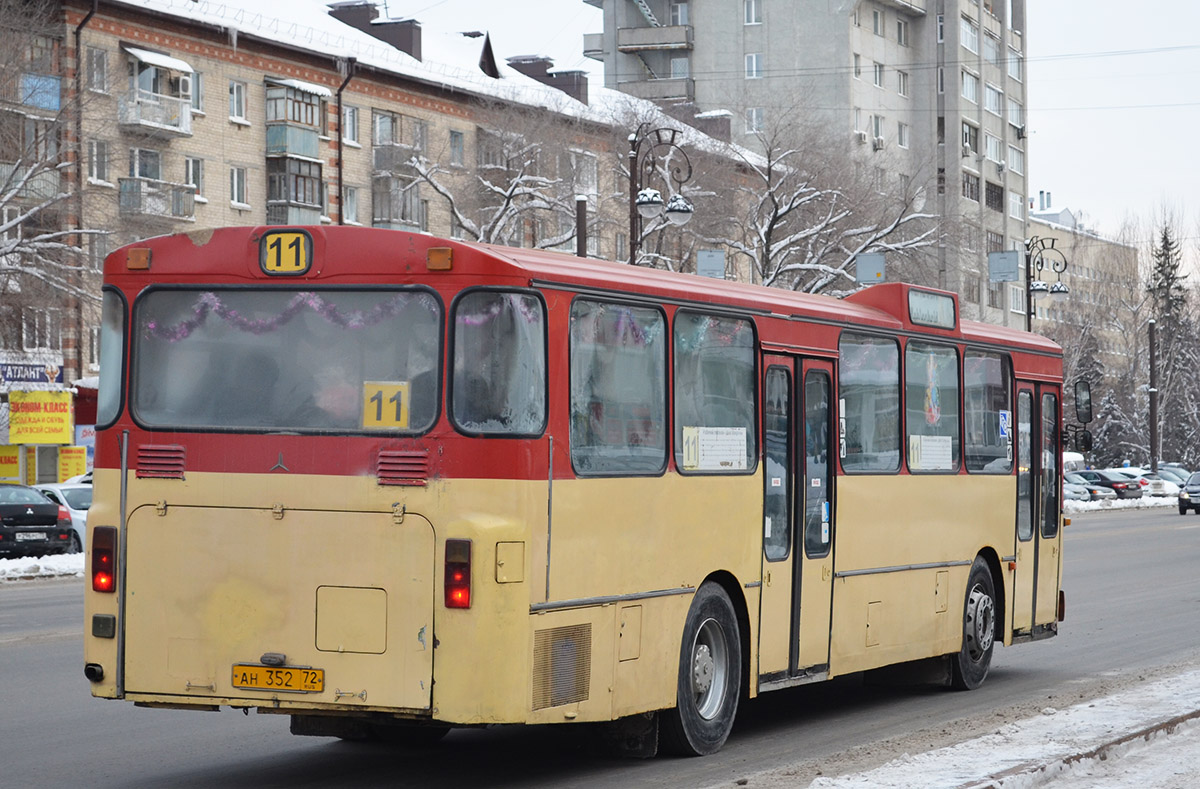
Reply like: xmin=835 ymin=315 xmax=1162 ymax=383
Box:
xmin=618 ymin=77 xmax=694 ymax=102
xmin=118 ymin=177 xmax=195 ymax=221
xmin=877 ymin=0 xmax=927 ymax=15
xmin=266 ymin=123 xmax=320 ymax=159
xmin=583 ymin=32 xmax=605 ymax=61
xmin=117 ymin=91 xmax=192 ymax=136
xmin=617 ymin=25 xmax=692 ymax=52
xmin=0 ymin=161 xmax=60 ymax=202
xmin=267 ymin=204 xmax=321 ymax=225
xmin=373 ymin=142 xmax=418 ymax=174
xmin=18 ymin=73 xmax=61 ymax=112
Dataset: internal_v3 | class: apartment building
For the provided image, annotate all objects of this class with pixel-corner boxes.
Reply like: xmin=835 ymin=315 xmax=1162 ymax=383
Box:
xmin=585 ymin=0 xmax=1032 ymax=326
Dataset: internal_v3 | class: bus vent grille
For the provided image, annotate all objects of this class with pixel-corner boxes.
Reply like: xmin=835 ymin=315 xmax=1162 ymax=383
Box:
xmin=135 ymin=444 xmax=186 ymax=479
xmin=376 ymin=450 xmax=429 ymax=486
xmin=532 ymin=623 xmax=591 ymax=710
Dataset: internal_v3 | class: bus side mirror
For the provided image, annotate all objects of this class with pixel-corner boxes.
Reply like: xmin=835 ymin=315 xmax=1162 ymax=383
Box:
xmin=1074 ymin=380 xmax=1093 ymax=424
xmin=1076 ymin=430 xmax=1093 ymax=453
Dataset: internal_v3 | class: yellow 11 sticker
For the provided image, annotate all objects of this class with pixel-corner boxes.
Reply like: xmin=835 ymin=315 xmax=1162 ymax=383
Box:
xmin=362 ymin=381 xmax=410 ymax=430
xmin=260 ymin=230 xmax=312 ymax=275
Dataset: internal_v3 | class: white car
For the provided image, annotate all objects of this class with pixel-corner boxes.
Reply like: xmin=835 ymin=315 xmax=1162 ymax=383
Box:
xmin=32 ymin=483 xmax=92 ymax=552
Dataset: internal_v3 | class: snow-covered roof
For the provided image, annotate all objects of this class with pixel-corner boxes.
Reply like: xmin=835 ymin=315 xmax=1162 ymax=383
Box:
xmin=265 ymin=77 xmax=334 ymax=98
xmin=108 ymin=0 xmax=761 ymax=166
xmin=123 ymin=45 xmax=194 ymax=73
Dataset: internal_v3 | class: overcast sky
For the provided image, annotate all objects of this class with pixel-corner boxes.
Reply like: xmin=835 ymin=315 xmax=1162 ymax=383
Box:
xmin=394 ymin=1 xmax=1198 ymax=246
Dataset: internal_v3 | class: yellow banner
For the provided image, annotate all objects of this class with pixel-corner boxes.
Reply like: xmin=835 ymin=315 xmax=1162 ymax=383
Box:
xmin=58 ymin=446 xmax=87 ymax=482
xmin=0 ymin=445 xmax=19 ymax=479
xmin=25 ymin=447 xmax=36 ymax=485
xmin=9 ymin=390 xmax=73 ymax=445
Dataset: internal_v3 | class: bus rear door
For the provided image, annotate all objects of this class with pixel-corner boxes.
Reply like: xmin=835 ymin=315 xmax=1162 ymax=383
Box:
xmin=1012 ymin=385 xmax=1062 ymax=637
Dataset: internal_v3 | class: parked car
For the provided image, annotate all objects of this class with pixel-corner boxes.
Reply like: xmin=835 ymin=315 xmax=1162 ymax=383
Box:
xmin=33 ymin=483 xmax=91 ymax=552
xmin=64 ymin=471 xmax=93 ymax=484
xmin=0 ymin=484 xmax=76 ymax=557
xmin=1062 ymin=478 xmax=1092 ymax=501
xmin=1111 ymin=470 xmax=1178 ymax=497
xmin=1073 ymin=470 xmax=1144 ymax=499
xmin=1178 ymin=473 xmax=1200 ymax=515
xmin=1156 ymin=466 xmax=1190 ymax=487
xmin=1064 ymin=472 xmax=1117 ymax=501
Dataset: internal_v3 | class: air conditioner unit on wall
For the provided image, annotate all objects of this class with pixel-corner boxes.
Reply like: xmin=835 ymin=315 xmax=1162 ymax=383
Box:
xmin=855 ymin=130 xmax=868 ymax=144
xmin=872 ymin=136 xmax=885 ymax=151
xmin=961 ymin=144 xmax=971 ymax=158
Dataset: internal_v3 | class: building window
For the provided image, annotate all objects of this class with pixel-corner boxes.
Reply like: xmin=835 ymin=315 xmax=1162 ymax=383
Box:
xmin=229 ymin=80 xmax=247 ymax=121
xmin=184 ymin=157 xmax=204 ymax=197
xmin=344 ymin=185 xmax=359 ymax=224
xmin=373 ymin=110 xmax=398 ymax=144
xmin=962 ymin=70 xmax=979 ymax=103
xmin=984 ymin=34 xmax=1001 ymax=65
xmin=963 ymin=223 xmax=979 ymax=252
xmin=962 ymin=172 xmax=980 ymax=202
xmin=88 ymin=140 xmax=108 ymax=183
xmin=937 ymin=14 xmax=944 ymax=42
xmin=873 ymin=62 xmax=885 ymax=87
xmin=746 ymin=107 xmax=765 ymax=133
xmin=266 ymin=84 xmax=322 ymax=128
xmin=985 ymin=181 xmax=1004 ymax=212
xmin=268 ymin=158 xmax=322 ymax=208
xmin=873 ymin=9 xmax=884 ymax=35
xmin=449 ymin=130 xmax=464 ymax=166
xmin=745 ymin=53 xmax=763 ymax=79
xmin=897 ymin=18 xmax=909 ymax=46
xmin=1009 ymin=191 xmax=1025 ymax=219
xmin=412 ymin=119 xmax=428 ymax=154
xmin=671 ymin=2 xmax=689 ymax=25
xmin=230 ymin=166 xmax=247 ymax=205
xmin=128 ymin=147 xmax=161 ymax=180
xmin=897 ymin=121 xmax=909 ymax=148
xmin=342 ymin=105 xmax=359 ymax=143
xmin=1009 ymin=285 xmax=1026 ymax=315
xmin=854 ymin=53 xmax=861 ymax=79
xmin=88 ymin=233 xmax=108 ymax=273
xmin=897 ymin=70 xmax=909 ymax=97
xmin=964 ymin=275 xmax=981 ymax=304
xmin=871 ymin=113 xmax=884 ymax=139
xmin=1007 ymin=97 xmax=1024 ymax=129
xmin=985 ymin=83 xmax=1003 ymax=115
xmin=89 ymin=327 xmax=101 ymax=367
xmin=671 ymin=57 xmax=689 ymax=78
xmin=1008 ymin=49 xmax=1023 ymax=81
xmin=987 ymin=282 xmax=1004 ymax=309
xmin=1008 ymin=145 xmax=1025 ymax=174
xmin=188 ymin=72 xmax=204 ymax=112
xmin=961 ymin=16 xmax=979 ymax=53
xmin=744 ymin=0 xmax=761 ymax=24
xmin=985 ymin=133 xmax=1003 ymax=162
xmin=22 ymin=308 xmax=61 ymax=351
xmin=938 ymin=67 xmax=945 ymax=94
xmin=962 ymin=121 xmax=979 ymax=153
xmin=86 ymin=47 xmax=107 ymax=92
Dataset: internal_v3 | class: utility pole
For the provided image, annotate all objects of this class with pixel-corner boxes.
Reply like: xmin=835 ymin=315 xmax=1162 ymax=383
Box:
xmin=1149 ymin=318 xmax=1158 ymax=472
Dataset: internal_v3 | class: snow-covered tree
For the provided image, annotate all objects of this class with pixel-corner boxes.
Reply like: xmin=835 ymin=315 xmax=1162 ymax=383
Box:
xmin=698 ymin=105 xmax=940 ymax=294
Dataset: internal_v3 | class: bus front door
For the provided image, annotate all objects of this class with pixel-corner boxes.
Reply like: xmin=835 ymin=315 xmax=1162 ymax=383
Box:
xmin=758 ymin=357 xmax=836 ymax=687
xmin=1012 ymin=385 xmax=1062 ymax=636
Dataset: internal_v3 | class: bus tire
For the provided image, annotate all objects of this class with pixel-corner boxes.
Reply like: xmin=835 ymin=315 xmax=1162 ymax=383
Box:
xmin=951 ymin=557 xmax=996 ymax=691
xmin=661 ymin=583 xmax=741 ymax=756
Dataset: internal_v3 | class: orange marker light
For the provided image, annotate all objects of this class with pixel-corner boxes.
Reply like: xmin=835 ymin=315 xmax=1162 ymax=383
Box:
xmin=427 ymin=247 xmax=453 ymax=271
xmin=126 ymin=248 xmax=151 ymax=270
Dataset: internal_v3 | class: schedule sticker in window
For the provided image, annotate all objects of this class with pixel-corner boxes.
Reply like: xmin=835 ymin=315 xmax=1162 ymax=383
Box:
xmin=682 ymin=426 xmax=747 ymax=471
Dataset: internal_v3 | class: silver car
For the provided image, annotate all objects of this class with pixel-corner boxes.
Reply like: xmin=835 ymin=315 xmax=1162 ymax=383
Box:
xmin=32 ymin=483 xmax=92 ymax=552
xmin=1064 ymin=472 xmax=1116 ymax=501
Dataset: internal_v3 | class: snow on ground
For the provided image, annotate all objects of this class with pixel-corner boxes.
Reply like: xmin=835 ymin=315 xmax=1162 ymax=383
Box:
xmin=794 ymin=667 xmax=1200 ymax=789
xmin=0 ymin=552 xmax=84 ymax=581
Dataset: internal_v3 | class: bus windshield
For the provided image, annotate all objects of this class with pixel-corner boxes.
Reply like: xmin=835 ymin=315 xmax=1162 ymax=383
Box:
xmin=131 ymin=288 xmax=441 ymax=433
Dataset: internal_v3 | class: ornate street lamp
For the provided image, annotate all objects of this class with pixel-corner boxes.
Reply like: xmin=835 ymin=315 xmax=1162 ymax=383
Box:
xmin=628 ymin=122 xmax=694 ymax=265
xmin=1024 ymin=236 xmax=1069 ymax=332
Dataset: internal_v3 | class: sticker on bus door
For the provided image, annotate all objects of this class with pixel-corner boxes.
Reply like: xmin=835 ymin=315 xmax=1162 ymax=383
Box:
xmin=681 ymin=426 xmax=747 ymax=471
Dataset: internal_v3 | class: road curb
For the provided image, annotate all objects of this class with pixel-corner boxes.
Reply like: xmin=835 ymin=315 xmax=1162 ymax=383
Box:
xmin=959 ymin=707 xmax=1200 ymax=788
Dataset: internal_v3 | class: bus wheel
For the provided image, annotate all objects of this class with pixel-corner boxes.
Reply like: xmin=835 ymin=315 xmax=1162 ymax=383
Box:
xmin=951 ymin=558 xmax=996 ymax=690
xmin=661 ymin=583 xmax=741 ymax=756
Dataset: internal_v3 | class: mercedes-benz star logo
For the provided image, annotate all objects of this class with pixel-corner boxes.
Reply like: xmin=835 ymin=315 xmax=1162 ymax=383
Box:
xmin=269 ymin=452 xmax=289 ymax=472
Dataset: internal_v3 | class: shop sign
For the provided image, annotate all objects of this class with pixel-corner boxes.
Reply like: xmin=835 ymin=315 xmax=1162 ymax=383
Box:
xmin=9 ymin=390 xmax=74 ymax=444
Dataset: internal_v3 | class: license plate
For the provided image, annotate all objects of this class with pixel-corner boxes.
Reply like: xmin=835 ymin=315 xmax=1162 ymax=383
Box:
xmin=15 ymin=532 xmax=46 ymax=541
xmin=231 ymin=664 xmax=324 ymax=693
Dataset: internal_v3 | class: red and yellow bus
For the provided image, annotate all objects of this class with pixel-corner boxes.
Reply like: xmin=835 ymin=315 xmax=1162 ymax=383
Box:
xmin=84 ymin=226 xmax=1068 ymax=755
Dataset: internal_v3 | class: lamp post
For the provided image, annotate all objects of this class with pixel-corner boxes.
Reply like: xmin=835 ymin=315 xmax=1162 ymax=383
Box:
xmin=628 ymin=122 xmax=694 ymax=265
xmin=1024 ymin=236 xmax=1069 ymax=332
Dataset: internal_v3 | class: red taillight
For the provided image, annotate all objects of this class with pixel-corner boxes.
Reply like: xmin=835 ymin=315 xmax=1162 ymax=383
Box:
xmin=1112 ymin=483 xmax=1127 ymax=489
xmin=57 ymin=505 xmax=71 ymax=523
xmin=92 ymin=526 xmax=116 ymax=593
xmin=444 ymin=538 xmax=471 ymax=609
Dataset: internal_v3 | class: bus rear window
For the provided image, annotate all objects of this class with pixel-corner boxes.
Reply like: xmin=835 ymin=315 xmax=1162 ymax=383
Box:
xmin=451 ymin=290 xmax=546 ymax=436
xmin=131 ymin=288 xmax=441 ymax=433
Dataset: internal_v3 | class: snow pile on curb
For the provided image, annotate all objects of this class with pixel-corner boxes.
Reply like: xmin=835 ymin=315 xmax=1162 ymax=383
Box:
xmin=1064 ymin=496 xmax=1175 ymax=513
xmin=806 ymin=668 xmax=1200 ymax=788
xmin=0 ymin=553 xmax=85 ymax=581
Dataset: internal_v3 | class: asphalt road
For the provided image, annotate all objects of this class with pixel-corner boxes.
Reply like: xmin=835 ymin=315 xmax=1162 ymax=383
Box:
xmin=2 ymin=507 xmax=1198 ymax=788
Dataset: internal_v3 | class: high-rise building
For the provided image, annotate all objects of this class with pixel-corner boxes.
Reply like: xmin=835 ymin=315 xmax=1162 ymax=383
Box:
xmin=585 ymin=0 xmax=1031 ymax=326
